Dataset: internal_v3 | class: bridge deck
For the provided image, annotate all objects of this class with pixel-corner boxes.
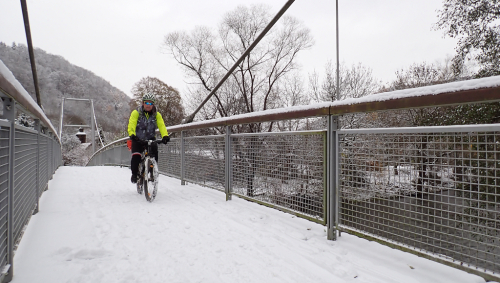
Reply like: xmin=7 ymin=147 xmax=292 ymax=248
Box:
xmin=11 ymin=167 xmax=482 ymax=283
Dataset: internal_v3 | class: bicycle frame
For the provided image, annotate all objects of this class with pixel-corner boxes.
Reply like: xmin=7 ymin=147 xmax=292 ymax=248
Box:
xmin=141 ymin=139 xmax=162 ymax=159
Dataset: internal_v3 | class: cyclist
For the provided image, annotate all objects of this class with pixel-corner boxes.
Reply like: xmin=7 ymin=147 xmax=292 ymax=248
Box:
xmin=128 ymin=92 xmax=170 ymax=183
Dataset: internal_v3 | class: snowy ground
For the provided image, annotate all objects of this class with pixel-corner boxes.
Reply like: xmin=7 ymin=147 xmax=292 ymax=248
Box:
xmin=10 ymin=166 xmax=489 ymax=283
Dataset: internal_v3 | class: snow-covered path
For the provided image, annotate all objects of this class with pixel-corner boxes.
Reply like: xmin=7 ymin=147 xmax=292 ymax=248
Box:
xmin=11 ymin=166 xmax=486 ymax=283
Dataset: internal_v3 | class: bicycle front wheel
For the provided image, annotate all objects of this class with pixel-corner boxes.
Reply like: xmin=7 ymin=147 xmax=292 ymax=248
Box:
xmin=143 ymin=158 xmax=159 ymax=202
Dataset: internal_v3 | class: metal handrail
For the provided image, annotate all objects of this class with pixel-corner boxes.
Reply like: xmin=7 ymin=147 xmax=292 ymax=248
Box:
xmin=87 ymin=137 xmax=128 ymax=163
xmin=0 ymin=60 xmax=59 ymax=142
xmin=339 ymin=123 xmax=500 ymax=134
xmin=167 ymin=75 xmax=500 ymax=133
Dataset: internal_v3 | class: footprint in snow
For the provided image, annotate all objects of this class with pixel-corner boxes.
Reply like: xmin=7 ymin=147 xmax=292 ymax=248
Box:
xmin=65 ymin=248 xmax=111 ymax=261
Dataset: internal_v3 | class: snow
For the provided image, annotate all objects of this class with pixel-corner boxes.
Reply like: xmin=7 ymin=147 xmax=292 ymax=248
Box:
xmin=169 ymin=75 xmax=500 ymax=131
xmin=10 ymin=166 xmax=491 ymax=283
xmin=0 ymin=59 xmax=59 ymax=139
xmin=1 ymin=265 xmax=10 ymax=276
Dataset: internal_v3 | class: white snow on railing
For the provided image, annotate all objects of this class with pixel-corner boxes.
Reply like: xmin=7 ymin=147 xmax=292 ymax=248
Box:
xmin=168 ymin=75 xmax=500 ymax=131
xmin=0 ymin=59 xmax=59 ymax=139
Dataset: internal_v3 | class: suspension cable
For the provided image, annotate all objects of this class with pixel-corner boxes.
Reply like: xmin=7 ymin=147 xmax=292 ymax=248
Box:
xmin=20 ymin=0 xmax=42 ymax=108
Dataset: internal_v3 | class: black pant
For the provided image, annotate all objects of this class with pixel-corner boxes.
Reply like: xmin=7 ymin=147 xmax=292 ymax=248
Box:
xmin=130 ymin=140 xmax=158 ymax=176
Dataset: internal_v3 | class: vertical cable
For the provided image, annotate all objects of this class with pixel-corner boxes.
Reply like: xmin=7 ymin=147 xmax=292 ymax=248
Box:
xmin=336 ymin=0 xmax=340 ymax=101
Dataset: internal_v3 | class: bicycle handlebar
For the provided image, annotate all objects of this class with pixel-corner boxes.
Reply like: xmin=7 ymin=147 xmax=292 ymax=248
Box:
xmin=139 ymin=139 xmax=164 ymax=145
xmin=130 ymin=137 xmax=167 ymax=146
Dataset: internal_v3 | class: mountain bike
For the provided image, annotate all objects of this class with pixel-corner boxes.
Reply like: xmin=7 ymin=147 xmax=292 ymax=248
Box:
xmin=136 ymin=139 xmax=163 ymax=202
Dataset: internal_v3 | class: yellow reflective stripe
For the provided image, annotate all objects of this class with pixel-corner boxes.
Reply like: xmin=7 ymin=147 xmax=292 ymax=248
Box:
xmin=156 ymin=112 xmax=169 ymax=138
xmin=127 ymin=110 xmax=139 ymax=136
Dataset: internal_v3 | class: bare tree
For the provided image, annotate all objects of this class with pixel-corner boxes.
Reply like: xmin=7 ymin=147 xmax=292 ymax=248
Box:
xmin=307 ymin=69 xmax=321 ymax=103
xmin=163 ymin=4 xmax=313 ymax=133
xmin=391 ymin=62 xmax=455 ymax=91
xmin=314 ymin=61 xmax=379 ymax=103
xmin=308 ymin=61 xmax=380 ymax=129
xmin=274 ymin=73 xmax=310 ymax=132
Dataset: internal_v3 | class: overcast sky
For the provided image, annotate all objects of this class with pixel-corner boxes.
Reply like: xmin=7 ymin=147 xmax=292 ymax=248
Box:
xmin=2 ymin=0 xmax=457 ymax=99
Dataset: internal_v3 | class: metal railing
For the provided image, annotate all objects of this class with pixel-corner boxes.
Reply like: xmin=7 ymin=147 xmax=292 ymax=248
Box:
xmin=230 ymin=130 xmax=326 ymax=221
xmin=339 ymin=125 xmax=500 ymax=277
xmin=87 ymin=76 xmax=500 ymax=281
xmin=0 ymin=60 xmax=62 ymax=283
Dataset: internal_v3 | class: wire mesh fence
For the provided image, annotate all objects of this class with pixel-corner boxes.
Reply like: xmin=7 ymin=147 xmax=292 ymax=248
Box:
xmin=339 ymin=126 xmax=500 ymax=275
xmin=0 ymin=122 xmax=9 ymax=273
xmin=87 ymin=140 xmax=129 ymax=167
xmin=0 ymin=120 xmax=61 ymax=283
xmin=184 ymin=135 xmax=225 ymax=191
xmin=39 ymin=135 xmax=48 ymax=194
xmin=159 ymin=138 xmax=181 ymax=178
xmin=48 ymin=134 xmax=53 ymax=178
xmin=231 ymin=131 xmax=326 ymax=222
xmin=13 ymin=128 xmax=38 ymax=244
xmin=155 ymin=130 xmax=327 ymax=222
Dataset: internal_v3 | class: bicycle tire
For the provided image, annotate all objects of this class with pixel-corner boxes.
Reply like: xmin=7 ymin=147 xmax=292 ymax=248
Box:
xmin=144 ymin=158 xmax=159 ymax=202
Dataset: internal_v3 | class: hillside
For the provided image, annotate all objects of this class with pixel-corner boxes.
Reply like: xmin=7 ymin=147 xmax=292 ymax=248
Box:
xmin=0 ymin=42 xmax=130 ymax=134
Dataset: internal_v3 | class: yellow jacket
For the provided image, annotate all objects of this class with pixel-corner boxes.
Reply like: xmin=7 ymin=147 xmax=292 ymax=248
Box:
xmin=127 ymin=107 xmax=168 ymax=140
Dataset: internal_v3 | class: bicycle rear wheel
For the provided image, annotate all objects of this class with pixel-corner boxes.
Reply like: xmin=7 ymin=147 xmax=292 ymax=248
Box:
xmin=143 ymin=158 xmax=159 ymax=202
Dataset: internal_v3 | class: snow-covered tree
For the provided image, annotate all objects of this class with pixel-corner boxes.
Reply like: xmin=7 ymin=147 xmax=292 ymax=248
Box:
xmin=435 ymin=0 xmax=500 ymax=77
xmin=15 ymin=113 xmax=35 ymax=128
xmin=388 ymin=61 xmax=500 ymax=127
xmin=61 ymin=133 xmax=92 ymax=166
xmin=0 ymin=42 xmax=131 ymax=134
xmin=130 ymin=76 xmax=185 ymax=126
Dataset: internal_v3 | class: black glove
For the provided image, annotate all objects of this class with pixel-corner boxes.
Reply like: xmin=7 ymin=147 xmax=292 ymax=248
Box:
xmin=162 ymin=135 xmax=170 ymax=144
xmin=130 ymin=134 xmax=139 ymax=142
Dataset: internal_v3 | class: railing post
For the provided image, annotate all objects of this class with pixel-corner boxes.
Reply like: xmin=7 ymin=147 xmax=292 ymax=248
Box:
xmin=4 ymin=98 xmax=15 ymax=282
xmin=33 ymin=119 xmax=40 ymax=215
xmin=115 ymin=146 xmax=120 ymax=165
xmin=327 ymin=115 xmax=339 ymax=240
xmin=52 ymin=134 xmax=55 ymax=174
xmin=59 ymin=97 xmax=64 ymax=138
xmin=48 ymin=132 xmax=53 ymax=179
xmin=90 ymin=99 xmax=95 ymax=154
xmin=225 ymin=126 xmax=232 ymax=201
xmin=52 ymin=135 xmax=55 ymax=173
xmin=45 ymin=131 xmax=49 ymax=188
xmin=181 ymin=131 xmax=185 ymax=185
